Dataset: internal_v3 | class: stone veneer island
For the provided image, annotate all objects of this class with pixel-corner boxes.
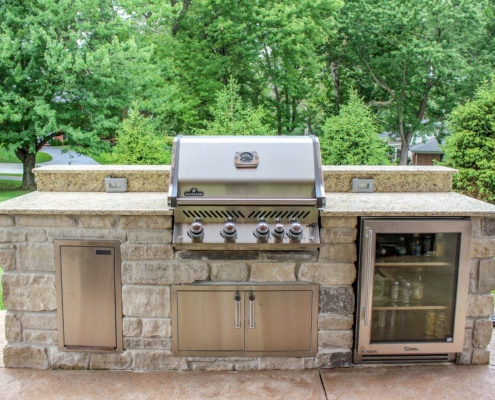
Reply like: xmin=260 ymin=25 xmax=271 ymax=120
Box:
xmin=0 ymin=165 xmax=494 ymax=370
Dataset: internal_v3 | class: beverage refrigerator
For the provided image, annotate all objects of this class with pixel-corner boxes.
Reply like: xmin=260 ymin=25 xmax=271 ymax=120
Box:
xmin=354 ymin=218 xmax=472 ymax=363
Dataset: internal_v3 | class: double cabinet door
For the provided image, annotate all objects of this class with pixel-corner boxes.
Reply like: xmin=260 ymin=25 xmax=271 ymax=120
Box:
xmin=172 ymin=284 xmax=318 ymax=357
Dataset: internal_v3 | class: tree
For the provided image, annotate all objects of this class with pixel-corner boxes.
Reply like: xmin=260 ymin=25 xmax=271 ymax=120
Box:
xmin=320 ymin=90 xmax=390 ymax=165
xmin=118 ymin=0 xmax=181 ymax=136
xmin=250 ymin=0 xmax=342 ymax=135
xmin=194 ymin=78 xmax=274 ymax=136
xmin=110 ymin=105 xmax=171 ymax=165
xmin=441 ymin=80 xmax=495 ymax=203
xmin=336 ymin=0 xmax=489 ymax=164
xmin=130 ymin=0 xmax=342 ymax=135
xmin=0 ymin=0 xmax=155 ymax=189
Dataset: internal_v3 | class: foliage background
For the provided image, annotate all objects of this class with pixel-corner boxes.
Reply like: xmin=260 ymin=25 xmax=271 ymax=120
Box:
xmin=442 ymin=79 xmax=495 ymax=203
xmin=109 ymin=105 xmax=172 ymax=165
xmin=320 ymin=91 xmax=390 ymax=165
xmin=1 ymin=0 xmax=495 ymax=199
xmin=194 ymin=78 xmax=274 ymax=136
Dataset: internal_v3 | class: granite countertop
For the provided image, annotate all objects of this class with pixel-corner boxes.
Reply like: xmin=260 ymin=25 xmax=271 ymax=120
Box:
xmin=322 ymin=165 xmax=457 ymax=174
xmin=322 ymin=192 xmax=495 ymax=217
xmin=1 ymin=190 xmax=495 ymax=217
xmin=0 ymin=192 xmax=173 ymax=215
xmin=33 ymin=165 xmax=171 ymax=173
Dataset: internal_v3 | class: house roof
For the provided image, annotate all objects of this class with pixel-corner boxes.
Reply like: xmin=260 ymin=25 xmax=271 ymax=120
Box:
xmin=410 ymin=138 xmax=443 ymax=154
xmin=379 ymin=132 xmax=398 ymax=140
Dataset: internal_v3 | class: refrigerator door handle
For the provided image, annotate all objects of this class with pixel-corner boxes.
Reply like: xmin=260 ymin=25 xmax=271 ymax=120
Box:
xmin=363 ymin=228 xmax=373 ymax=327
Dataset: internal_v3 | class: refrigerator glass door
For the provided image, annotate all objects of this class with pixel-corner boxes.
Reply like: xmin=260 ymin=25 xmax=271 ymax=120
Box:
xmin=357 ymin=219 xmax=471 ymax=356
xmin=371 ymin=232 xmax=459 ymax=344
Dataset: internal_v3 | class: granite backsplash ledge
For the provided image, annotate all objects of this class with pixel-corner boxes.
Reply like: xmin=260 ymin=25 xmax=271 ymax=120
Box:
xmin=322 ymin=166 xmax=456 ymax=193
xmin=34 ymin=165 xmax=171 ymax=193
xmin=34 ymin=165 xmax=457 ymax=193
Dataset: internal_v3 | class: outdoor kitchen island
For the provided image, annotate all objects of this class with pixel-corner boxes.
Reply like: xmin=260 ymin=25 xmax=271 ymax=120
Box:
xmin=0 ymin=165 xmax=494 ymax=371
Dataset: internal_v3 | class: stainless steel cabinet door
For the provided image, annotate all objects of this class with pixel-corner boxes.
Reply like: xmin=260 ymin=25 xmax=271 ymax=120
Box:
xmin=245 ymin=290 xmax=313 ymax=352
xmin=177 ymin=291 xmax=245 ymax=351
xmin=60 ymin=246 xmax=117 ymax=348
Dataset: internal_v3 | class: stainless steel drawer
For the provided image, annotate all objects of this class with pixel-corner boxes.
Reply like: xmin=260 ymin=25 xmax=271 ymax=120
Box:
xmin=55 ymin=240 xmax=123 ymax=353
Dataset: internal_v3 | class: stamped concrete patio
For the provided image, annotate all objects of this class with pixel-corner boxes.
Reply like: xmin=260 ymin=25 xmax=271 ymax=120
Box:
xmin=0 ymin=310 xmax=494 ymax=400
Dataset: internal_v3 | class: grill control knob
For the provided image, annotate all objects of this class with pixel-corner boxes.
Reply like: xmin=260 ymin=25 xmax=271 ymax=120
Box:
xmin=221 ymin=222 xmax=237 ymax=239
xmin=287 ymin=222 xmax=303 ymax=241
xmin=188 ymin=221 xmax=204 ymax=239
xmin=254 ymin=222 xmax=270 ymax=240
xmin=272 ymin=223 xmax=285 ymax=239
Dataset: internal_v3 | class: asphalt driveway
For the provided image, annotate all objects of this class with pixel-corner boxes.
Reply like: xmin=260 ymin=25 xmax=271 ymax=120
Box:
xmin=0 ymin=146 xmax=99 ymax=176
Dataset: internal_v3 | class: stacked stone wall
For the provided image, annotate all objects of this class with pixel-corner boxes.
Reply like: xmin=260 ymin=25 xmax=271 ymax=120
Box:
xmin=459 ymin=218 xmax=495 ymax=365
xmin=1 ymin=214 xmax=490 ymax=369
xmin=1 ymin=214 xmax=358 ymax=371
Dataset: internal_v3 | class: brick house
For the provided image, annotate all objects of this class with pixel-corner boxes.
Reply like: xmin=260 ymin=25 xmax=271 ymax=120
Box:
xmin=410 ymin=138 xmax=444 ymax=165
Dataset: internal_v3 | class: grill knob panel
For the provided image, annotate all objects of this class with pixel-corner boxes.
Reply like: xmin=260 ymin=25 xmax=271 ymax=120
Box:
xmin=272 ymin=223 xmax=285 ymax=239
xmin=287 ymin=222 xmax=303 ymax=241
xmin=221 ymin=222 xmax=237 ymax=239
xmin=254 ymin=222 xmax=270 ymax=240
xmin=188 ymin=221 xmax=204 ymax=239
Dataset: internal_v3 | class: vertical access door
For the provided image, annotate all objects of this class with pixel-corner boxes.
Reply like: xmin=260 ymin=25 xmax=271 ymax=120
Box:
xmin=245 ymin=290 xmax=313 ymax=352
xmin=56 ymin=240 xmax=122 ymax=352
xmin=177 ymin=291 xmax=245 ymax=351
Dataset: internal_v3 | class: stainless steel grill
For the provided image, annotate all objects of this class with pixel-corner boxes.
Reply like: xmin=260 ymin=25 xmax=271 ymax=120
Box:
xmin=168 ymin=136 xmax=325 ymax=250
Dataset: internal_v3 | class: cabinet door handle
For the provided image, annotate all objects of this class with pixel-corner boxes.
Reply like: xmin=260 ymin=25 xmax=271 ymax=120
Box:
xmin=363 ymin=228 xmax=373 ymax=327
xmin=249 ymin=299 xmax=256 ymax=329
xmin=234 ymin=297 xmax=241 ymax=329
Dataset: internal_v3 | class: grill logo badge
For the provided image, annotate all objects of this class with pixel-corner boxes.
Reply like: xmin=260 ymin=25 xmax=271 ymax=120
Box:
xmin=184 ymin=188 xmax=204 ymax=197
xmin=404 ymin=347 xmax=419 ymax=351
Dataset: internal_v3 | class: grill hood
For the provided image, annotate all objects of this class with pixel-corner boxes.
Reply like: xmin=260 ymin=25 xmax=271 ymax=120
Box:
xmin=168 ymin=136 xmax=325 ymax=208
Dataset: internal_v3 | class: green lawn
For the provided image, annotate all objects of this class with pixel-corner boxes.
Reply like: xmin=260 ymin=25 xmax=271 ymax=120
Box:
xmin=0 ymin=179 xmax=23 ymax=190
xmin=0 ymin=179 xmax=31 ymax=202
xmin=0 ymin=267 xmax=4 ymax=310
xmin=0 ymin=151 xmax=52 ymax=163
xmin=89 ymin=152 xmax=113 ymax=165
xmin=0 ymin=173 xmax=23 ymax=177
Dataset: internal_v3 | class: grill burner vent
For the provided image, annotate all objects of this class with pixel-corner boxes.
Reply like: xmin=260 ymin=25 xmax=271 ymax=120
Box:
xmin=181 ymin=209 xmax=311 ymax=221
xmin=182 ymin=209 xmax=245 ymax=219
